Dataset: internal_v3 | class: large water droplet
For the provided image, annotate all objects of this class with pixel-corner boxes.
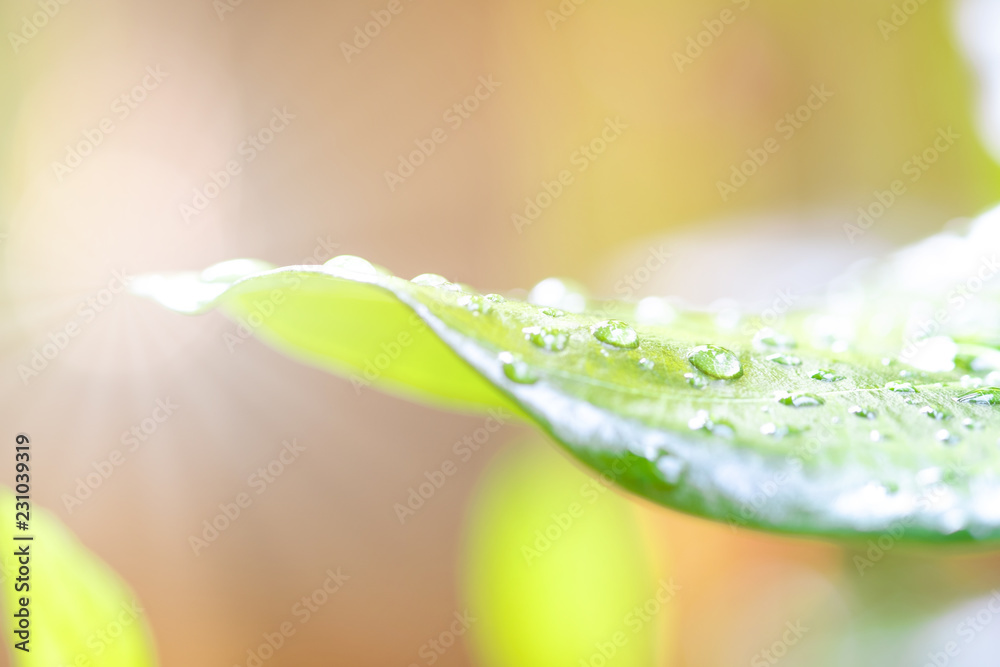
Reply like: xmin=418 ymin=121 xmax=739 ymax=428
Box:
xmin=778 ymin=392 xmax=825 ymax=408
xmin=324 ymin=255 xmax=378 ymax=277
xmin=766 ymin=353 xmax=802 ymax=367
xmin=884 ymin=381 xmax=916 ymax=393
xmin=849 ymin=406 xmax=877 ymax=419
xmin=811 ymin=369 xmax=845 ymax=382
xmin=499 ymin=352 xmax=537 ymax=384
xmin=956 ymin=387 xmax=1000 ymax=405
xmin=592 ymin=320 xmax=640 ymax=349
xmin=688 ymin=344 xmax=742 ymax=379
xmin=522 ymin=326 xmax=569 ymax=352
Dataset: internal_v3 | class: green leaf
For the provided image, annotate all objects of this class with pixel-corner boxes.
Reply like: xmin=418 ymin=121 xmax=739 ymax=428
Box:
xmin=0 ymin=487 xmax=158 ymax=665
xmin=131 ymin=220 xmax=1000 ymax=544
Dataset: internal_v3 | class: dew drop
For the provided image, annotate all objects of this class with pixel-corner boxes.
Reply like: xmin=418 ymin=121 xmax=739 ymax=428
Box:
xmin=766 ymin=353 xmax=802 ymax=367
xmin=499 ymin=352 xmax=537 ymax=384
xmin=592 ymin=320 xmax=640 ymax=349
xmin=956 ymin=387 xmax=1000 ymax=405
xmin=638 ymin=357 xmax=655 ymax=371
xmin=885 ymin=381 xmax=916 ymax=393
xmin=687 ymin=410 xmax=735 ymax=438
xmin=777 ymin=392 xmax=825 ymax=408
xmin=869 ymin=430 xmax=885 ymax=442
xmin=484 ymin=293 xmax=506 ymax=304
xmin=688 ymin=344 xmax=742 ymax=380
xmin=811 ymin=369 xmax=845 ymax=382
xmin=412 ymin=273 xmax=461 ymax=291
xmin=457 ymin=294 xmax=493 ymax=316
xmin=324 ymin=255 xmax=378 ymax=277
xmin=962 ymin=418 xmax=983 ymax=430
xmin=411 ymin=273 xmax=449 ymax=287
xmin=522 ymin=326 xmax=569 ymax=352
xmin=541 ymin=307 xmax=565 ymax=317
xmin=918 ymin=406 xmax=950 ymax=420
xmin=849 ymin=405 xmax=877 ymax=419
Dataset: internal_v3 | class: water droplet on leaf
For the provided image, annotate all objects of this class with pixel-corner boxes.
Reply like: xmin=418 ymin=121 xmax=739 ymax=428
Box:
xmin=499 ymin=352 xmax=537 ymax=384
xmin=811 ymin=369 xmax=845 ymax=382
xmin=956 ymin=387 xmax=1000 ymax=405
xmin=688 ymin=344 xmax=742 ymax=379
xmin=766 ymin=353 xmax=802 ymax=366
xmin=885 ymin=381 xmax=916 ymax=392
xmin=592 ymin=320 xmax=640 ymax=349
xmin=778 ymin=392 xmax=825 ymax=408
xmin=325 ymin=255 xmax=378 ymax=277
xmin=849 ymin=406 xmax=877 ymax=419
xmin=522 ymin=326 xmax=569 ymax=352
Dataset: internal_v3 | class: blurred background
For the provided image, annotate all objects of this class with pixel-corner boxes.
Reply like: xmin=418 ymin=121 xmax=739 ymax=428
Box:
xmin=2 ymin=0 xmax=1000 ymax=665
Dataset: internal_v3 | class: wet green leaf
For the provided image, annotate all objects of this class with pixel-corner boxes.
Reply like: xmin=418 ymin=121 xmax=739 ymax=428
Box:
xmin=131 ymin=219 xmax=1000 ymax=544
